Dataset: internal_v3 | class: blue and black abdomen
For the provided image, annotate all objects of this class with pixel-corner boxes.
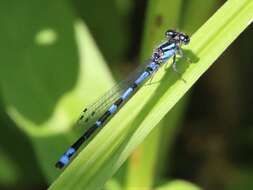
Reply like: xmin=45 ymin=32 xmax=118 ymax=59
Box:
xmin=55 ymin=41 xmax=179 ymax=169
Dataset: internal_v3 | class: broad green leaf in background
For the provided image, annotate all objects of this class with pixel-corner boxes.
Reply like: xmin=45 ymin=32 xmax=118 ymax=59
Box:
xmin=71 ymin=0 xmax=131 ymax=63
xmin=0 ymin=97 xmax=45 ymax=187
xmin=0 ymin=151 xmax=19 ymax=185
xmin=49 ymin=0 xmax=253 ymax=189
xmin=0 ymin=0 xmax=114 ymax=182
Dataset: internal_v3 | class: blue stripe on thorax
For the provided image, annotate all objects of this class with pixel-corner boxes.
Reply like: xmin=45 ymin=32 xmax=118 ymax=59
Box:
xmin=159 ymin=42 xmax=176 ymax=51
xmin=161 ymin=49 xmax=176 ymax=62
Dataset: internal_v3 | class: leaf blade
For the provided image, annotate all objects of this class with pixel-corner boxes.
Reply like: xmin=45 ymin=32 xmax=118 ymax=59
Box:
xmin=49 ymin=0 xmax=253 ymax=189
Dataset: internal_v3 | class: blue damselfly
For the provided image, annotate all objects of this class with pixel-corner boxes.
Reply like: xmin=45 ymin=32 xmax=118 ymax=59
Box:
xmin=55 ymin=29 xmax=190 ymax=169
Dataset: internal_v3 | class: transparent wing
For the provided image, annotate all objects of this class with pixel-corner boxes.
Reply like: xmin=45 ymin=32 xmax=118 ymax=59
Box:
xmin=76 ymin=60 xmax=152 ymax=128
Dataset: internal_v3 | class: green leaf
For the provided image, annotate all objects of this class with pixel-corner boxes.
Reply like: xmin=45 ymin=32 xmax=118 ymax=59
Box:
xmin=0 ymin=0 xmax=114 ymax=181
xmin=71 ymin=0 xmax=130 ymax=62
xmin=0 ymin=149 xmax=20 ymax=185
xmin=0 ymin=109 xmax=45 ymax=187
xmin=49 ymin=0 xmax=253 ymax=189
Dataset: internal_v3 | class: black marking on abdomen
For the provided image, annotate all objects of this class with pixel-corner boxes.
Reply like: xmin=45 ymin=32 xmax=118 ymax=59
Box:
xmin=160 ymin=42 xmax=170 ymax=49
xmin=146 ymin=66 xmax=153 ymax=74
xmin=114 ymin=98 xmax=123 ymax=107
xmin=131 ymin=82 xmax=138 ymax=90
xmin=71 ymin=124 xmax=98 ymax=150
xmin=98 ymin=110 xmax=111 ymax=124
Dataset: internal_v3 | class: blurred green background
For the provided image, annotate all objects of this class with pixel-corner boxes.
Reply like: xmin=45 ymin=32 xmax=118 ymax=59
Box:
xmin=0 ymin=0 xmax=252 ymax=190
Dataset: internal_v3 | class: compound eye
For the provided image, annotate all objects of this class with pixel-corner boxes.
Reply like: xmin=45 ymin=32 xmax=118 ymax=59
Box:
xmin=180 ymin=34 xmax=190 ymax=44
xmin=183 ymin=35 xmax=190 ymax=44
xmin=165 ymin=30 xmax=176 ymax=38
xmin=179 ymin=35 xmax=185 ymax=41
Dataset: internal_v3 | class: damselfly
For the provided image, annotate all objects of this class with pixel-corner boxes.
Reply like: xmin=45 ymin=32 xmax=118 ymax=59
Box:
xmin=55 ymin=29 xmax=190 ymax=169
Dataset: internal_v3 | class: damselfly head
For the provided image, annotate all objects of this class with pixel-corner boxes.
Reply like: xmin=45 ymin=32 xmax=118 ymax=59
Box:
xmin=165 ymin=29 xmax=190 ymax=45
xmin=179 ymin=33 xmax=190 ymax=45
